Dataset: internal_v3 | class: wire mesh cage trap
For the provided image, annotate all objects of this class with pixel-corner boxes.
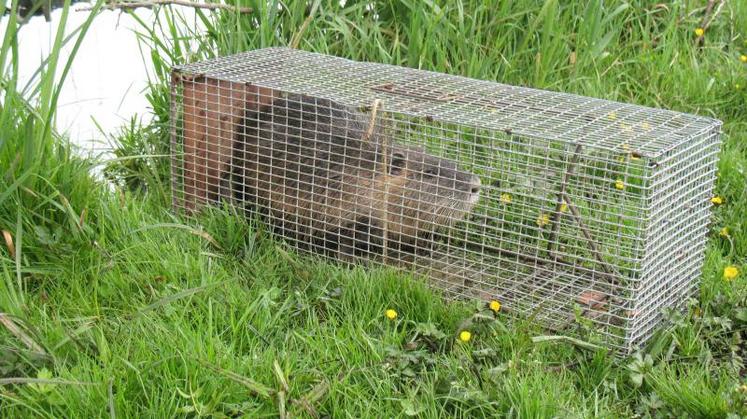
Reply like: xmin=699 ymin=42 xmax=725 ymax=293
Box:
xmin=170 ymin=47 xmax=722 ymax=354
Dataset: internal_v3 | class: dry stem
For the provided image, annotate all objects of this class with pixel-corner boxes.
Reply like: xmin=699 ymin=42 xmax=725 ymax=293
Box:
xmin=696 ymin=0 xmax=724 ymax=47
xmin=77 ymin=0 xmax=253 ymax=13
xmin=560 ymin=192 xmax=622 ymax=284
xmin=0 ymin=313 xmax=46 ymax=354
xmin=547 ymin=143 xmax=583 ymax=255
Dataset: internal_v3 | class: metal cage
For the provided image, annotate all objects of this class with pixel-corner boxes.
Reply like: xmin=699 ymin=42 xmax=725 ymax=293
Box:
xmin=170 ymin=47 xmax=722 ymax=354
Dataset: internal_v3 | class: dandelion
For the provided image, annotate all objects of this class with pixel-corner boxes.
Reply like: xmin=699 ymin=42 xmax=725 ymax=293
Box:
xmin=694 ymin=27 xmax=705 ymax=37
xmin=385 ymin=309 xmax=398 ymax=320
xmin=458 ymin=330 xmax=472 ymax=343
xmin=724 ymin=266 xmax=739 ymax=281
xmin=719 ymin=227 xmax=730 ymax=238
xmin=711 ymin=196 xmax=724 ymax=206
xmin=500 ymin=193 xmax=512 ymax=204
xmin=559 ymin=203 xmax=568 ymax=213
xmin=489 ymin=300 xmax=502 ymax=313
xmin=740 ymin=54 xmax=747 ymax=63
xmin=614 ymin=179 xmax=625 ymax=190
xmin=606 ymin=111 xmax=617 ymax=121
xmin=536 ymin=213 xmax=550 ymax=227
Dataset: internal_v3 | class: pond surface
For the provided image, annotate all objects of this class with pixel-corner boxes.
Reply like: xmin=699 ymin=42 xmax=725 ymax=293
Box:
xmin=2 ymin=3 xmax=202 ymax=156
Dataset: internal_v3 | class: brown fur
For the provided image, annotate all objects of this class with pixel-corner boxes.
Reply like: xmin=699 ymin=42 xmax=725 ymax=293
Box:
xmin=224 ymin=93 xmax=481 ymax=259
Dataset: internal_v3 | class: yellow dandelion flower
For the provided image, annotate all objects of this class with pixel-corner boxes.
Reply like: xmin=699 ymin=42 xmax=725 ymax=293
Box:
xmin=559 ymin=203 xmax=568 ymax=213
xmin=500 ymin=193 xmax=512 ymax=204
xmin=719 ymin=227 xmax=730 ymax=238
xmin=614 ymin=179 xmax=625 ymax=190
xmin=385 ymin=309 xmax=398 ymax=320
xmin=740 ymin=55 xmax=747 ymax=63
xmin=739 ymin=384 xmax=747 ymax=393
xmin=458 ymin=330 xmax=472 ymax=343
xmin=724 ymin=266 xmax=739 ymax=281
xmin=606 ymin=111 xmax=617 ymax=121
xmin=489 ymin=300 xmax=502 ymax=313
xmin=694 ymin=27 xmax=705 ymax=37
xmin=711 ymin=196 xmax=724 ymax=205
xmin=536 ymin=213 xmax=550 ymax=227
xmin=692 ymin=307 xmax=702 ymax=317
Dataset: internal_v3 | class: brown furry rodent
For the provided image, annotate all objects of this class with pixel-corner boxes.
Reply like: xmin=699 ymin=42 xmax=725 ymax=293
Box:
xmin=225 ymin=93 xmax=481 ymax=259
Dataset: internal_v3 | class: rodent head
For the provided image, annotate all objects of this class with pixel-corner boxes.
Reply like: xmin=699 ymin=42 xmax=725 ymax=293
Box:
xmin=382 ymin=145 xmax=481 ymax=240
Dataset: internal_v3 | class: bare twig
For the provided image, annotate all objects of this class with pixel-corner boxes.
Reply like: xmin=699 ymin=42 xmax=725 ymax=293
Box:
xmin=547 ymin=144 xmax=583 ymax=255
xmin=76 ymin=0 xmax=253 ymax=14
xmin=360 ymin=100 xmax=391 ymax=260
xmin=289 ymin=0 xmax=321 ymax=49
xmin=362 ymin=99 xmax=382 ymax=142
xmin=703 ymin=0 xmax=726 ymax=32
xmin=560 ymin=192 xmax=622 ymax=284
xmin=381 ymin=134 xmax=391 ymax=260
xmin=695 ymin=0 xmax=724 ymax=47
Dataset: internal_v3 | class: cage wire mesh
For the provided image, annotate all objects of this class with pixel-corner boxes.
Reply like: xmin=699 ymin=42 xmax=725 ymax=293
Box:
xmin=170 ymin=47 xmax=722 ymax=354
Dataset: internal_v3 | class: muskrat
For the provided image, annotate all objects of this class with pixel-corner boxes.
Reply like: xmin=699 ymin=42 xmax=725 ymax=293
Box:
xmin=224 ymin=93 xmax=482 ymax=260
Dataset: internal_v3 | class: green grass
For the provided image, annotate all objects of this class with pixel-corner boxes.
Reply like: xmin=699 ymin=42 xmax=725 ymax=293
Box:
xmin=2 ymin=0 xmax=747 ymax=417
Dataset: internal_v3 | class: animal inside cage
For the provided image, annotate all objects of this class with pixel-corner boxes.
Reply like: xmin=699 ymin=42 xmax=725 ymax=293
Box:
xmin=170 ymin=47 xmax=722 ymax=354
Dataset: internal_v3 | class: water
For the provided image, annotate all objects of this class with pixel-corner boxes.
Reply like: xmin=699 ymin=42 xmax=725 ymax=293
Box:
xmin=2 ymin=3 xmax=201 ymax=155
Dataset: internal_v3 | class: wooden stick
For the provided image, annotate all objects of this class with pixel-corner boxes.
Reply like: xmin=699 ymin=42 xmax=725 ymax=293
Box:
xmin=547 ymin=143 xmax=583 ymax=255
xmin=289 ymin=0 xmax=321 ymax=49
xmin=76 ymin=0 xmax=253 ymax=13
xmin=362 ymin=99 xmax=382 ymax=142
xmin=377 ymin=103 xmax=392 ymax=261
xmin=560 ymin=192 xmax=621 ymax=283
xmin=695 ymin=0 xmax=722 ymax=47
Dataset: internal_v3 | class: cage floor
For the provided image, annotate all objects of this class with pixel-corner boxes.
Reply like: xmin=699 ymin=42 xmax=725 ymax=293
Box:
xmin=284 ymin=239 xmax=631 ymax=345
xmin=397 ymin=248 xmax=631 ymax=341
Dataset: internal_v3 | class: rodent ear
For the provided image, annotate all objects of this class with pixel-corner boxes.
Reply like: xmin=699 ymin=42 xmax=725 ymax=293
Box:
xmin=389 ymin=151 xmax=406 ymax=175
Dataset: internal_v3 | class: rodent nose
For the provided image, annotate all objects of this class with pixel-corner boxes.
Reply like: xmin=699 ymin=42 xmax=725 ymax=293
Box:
xmin=470 ymin=175 xmax=481 ymax=194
